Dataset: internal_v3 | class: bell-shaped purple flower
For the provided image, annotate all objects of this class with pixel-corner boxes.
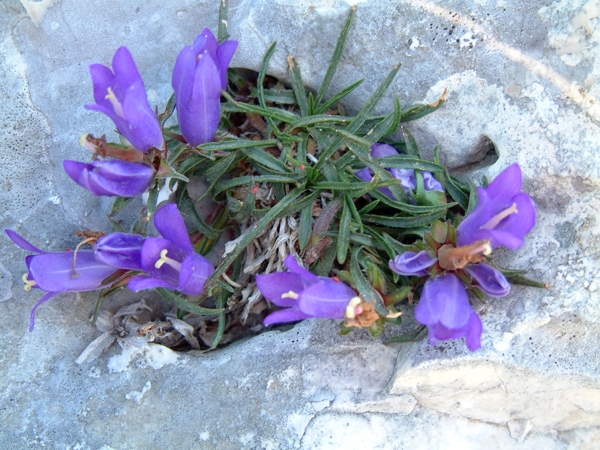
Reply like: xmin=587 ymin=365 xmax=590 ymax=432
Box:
xmin=257 ymin=255 xmax=360 ymax=326
xmin=457 ymin=164 xmax=536 ymax=250
xmin=356 ymin=143 xmax=443 ymax=201
xmin=126 ymin=203 xmax=214 ymax=296
xmin=5 ymin=229 xmax=118 ymax=331
xmin=93 ymin=232 xmax=145 ymax=271
xmin=86 ymin=47 xmax=163 ymax=153
xmin=464 ymin=263 xmax=511 ymax=297
xmin=64 ymin=159 xmax=155 ymax=197
xmin=415 ymin=274 xmax=483 ymax=351
xmin=172 ymin=28 xmax=238 ymax=146
xmin=389 ymin=250 xmax=437 ymax=276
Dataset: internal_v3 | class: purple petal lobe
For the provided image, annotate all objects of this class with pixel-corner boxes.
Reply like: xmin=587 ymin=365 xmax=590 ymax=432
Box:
xmin=153 ymin=203 xmax=193 ymax=251
xmin=64 ymin=159 xmax=154 ymax=197
xmin=86 ymin=47 xmax=162 ymax=152
xmin=177 ymin=253 xmax=214 ymax=296
xmin=256 ymin=272 xmax=306 ymax=307
xmin=29 ymin=291 xmax=59 ymax=331
xmin=457 ymin=164 xmax=536 ymax=250
xmin=298 ymin=280 xmax=355 ymax=319
xmin=128 ymin=275 xmax=176 ymax=292
xmin=5 ymin=229 xmax=43 ymax=253
xmin=284 ymin=255 xmax=319 ymax=282
xmin=415 ymin=274 xmax=482 ymax=351
xmin=465 ymin=264 xmax=511 ymax=297
xmin=263 ymin=308 xmax=312 ymax=326
xmin=389 ymin=250 xmax=437 ymax=276
xmin=28 ymin=251 xmax=117 ymax=293
xmin=94 ymin=233 xmax=145 ymax=270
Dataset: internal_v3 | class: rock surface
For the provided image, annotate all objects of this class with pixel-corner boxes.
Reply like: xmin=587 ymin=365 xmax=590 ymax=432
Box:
xmin=1 ymin=0 xmax=599 ymax=448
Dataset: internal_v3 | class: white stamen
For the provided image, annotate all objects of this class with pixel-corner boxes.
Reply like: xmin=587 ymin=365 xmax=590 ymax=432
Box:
xmin=345 ymin=297 xmax=362 ymax=319
xmin=481 ymin=203 xmax=518 ymax=230
xmin=105 ymin=87 xmax=125 ymax=119
xmin=281 ymin=291 xmax=299 ymax=300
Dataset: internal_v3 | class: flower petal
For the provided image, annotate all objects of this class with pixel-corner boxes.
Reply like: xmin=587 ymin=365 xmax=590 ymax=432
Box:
xmin=465 ymin=264 xmax=511 ymax=297
xmin=29 ymin=291 xmax=59 ymax=331
xmin=389 ymin=250 xmax=437 ymax=276
xmin=178 ymin=253 xmax=214 ymax=296
xmin=256 ymin=272 xmax=306 ymax=307
xmin=216 ymin=40 xmax=238 ymax=89
xmin=284 ymin=255 xmax=319 ymax=282
xmin=94 ymin=232 xmax=145 ymax=270
xmin=263 ymin=308 xmax=312 ymax=326
xmin=128 ymin=275 xmax=176 ymax=292
xmin=153 ymin=204 xmax=193 ymax=252
xmin=5 ymin=229 xmax=44 ymax=253
xmin=29 ymin=251 xmax=116 ymax=292
xmin=297 ymin=280 xmax=355 ymax=319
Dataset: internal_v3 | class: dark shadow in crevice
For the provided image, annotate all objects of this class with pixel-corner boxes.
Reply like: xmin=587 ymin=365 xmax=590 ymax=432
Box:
xmin=451 ymin=135 xmax=499 ymax=173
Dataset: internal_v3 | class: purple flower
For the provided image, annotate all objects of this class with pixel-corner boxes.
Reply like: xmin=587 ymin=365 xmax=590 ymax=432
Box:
xmin=389 ymin=250 xmax=437 ymax=276
xmin=5 ymin=229 xmax=118 ymax=331
xmin=457 ymin=163 xmax=536 ymax=250
xmin=86 ymin=47 xmax=163 ymax=153
xmin=93 ymin=232 xmax=145 ymax=271
xmin=464 ymin=264 xmax=510 ymax=297
xmin=257 ymin=255 xmax=360 ymax=326
xmin=126 ymin=203 xmax=214 ymax=296
xmin=172 ymin=28 xmax=237 ymax=146
xmin=63 ymin=159 xmax=155 ymax=197
xmin=356 ymin=143 xmax=443 ymax=201
xmin=415 ymin=274 xmax=483 ymax=351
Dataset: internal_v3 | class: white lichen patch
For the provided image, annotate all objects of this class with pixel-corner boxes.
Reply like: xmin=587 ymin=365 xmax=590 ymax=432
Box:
xmin=125 ymin=380 xmax=152 ymax=404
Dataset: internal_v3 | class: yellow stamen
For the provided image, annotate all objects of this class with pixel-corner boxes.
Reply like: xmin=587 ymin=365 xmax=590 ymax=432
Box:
xmin=281 ymin=291 xmax=299 ymax=300
xmin=481 ymin=203 xmax=518 ymax=230
xmin=345 ymin=297 xmax=362 ymax=319
xmin=23 ymin=273 xmax=37 ymax=291
xmin=155 ymin=249 xmax=182 ymax=271
xmin=105 ymin=87 xmax=125 ymax=119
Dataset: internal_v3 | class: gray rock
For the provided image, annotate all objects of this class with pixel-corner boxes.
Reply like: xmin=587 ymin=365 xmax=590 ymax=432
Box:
xmin=1 ymin=0 xmax=599 ymax=448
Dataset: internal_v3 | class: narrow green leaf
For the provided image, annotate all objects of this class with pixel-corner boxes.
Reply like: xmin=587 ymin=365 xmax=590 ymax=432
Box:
xmin=402 ymin=128 xmax=420 ymax=157
xmin=466 ymin=181 xmax=479 ymax=215
xmin=251 ymin=190 xmax=320 ymax=219
xmin=350 ymin=246 xmax=388 ymax=316
xmin=109 ymin=196 xmax=134 ymax=217
xmin=442 ymin=169 xmax=469 ymax=210
xmin=214 ymin=174 xmax=304 ymax=195
xmin=386 ymin=325 xmax=427 ymax=344
xmin=315 ymin=6 xmax=356 ymax=107
xmin=242 ymin=147 xmax=290 ymax=173
xmin=156 ymin=288 xmax=224 ymax=315
xmin=336 ymin=198 xmax=352 ymax=264
xmin=299 ymin=203 xmax=313 ymax=250
xmin=505 ymin=274 xmax=551 ymax=289
xmin=313 ymin=63 xmax=402 ymax=171
xmin=249 ymin=87 xmax=297 ymax=104
xmin=217 ymin=0 xmax=229 ymax=42
xmin=211 ymin=290 xmax=229 ymax=348
xmin=199 ymin=138 xmax=279 ymax=152
xmin=362 ymin=211 xmax=446 ymax=228
xmin=290 ymin=115 xmax=352 ymax=130
xmin=401 ymin=88 xmax=448 ymax=123
xmin=376 ymin=155 xmax=445 ymax=172
xmin=221 ymin=91 xmax=299 ymax=123
xmin=158 ymin=93 xmax=176 ymax=127
xmin=288 ymin=56 xmax=309 ymax=116
xmin=315 ymin=79 xmax=364 ymax=115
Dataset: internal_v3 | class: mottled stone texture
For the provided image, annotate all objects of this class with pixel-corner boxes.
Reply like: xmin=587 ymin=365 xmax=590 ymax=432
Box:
xmin=1 ymin=0 xmax=599 ymax=448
